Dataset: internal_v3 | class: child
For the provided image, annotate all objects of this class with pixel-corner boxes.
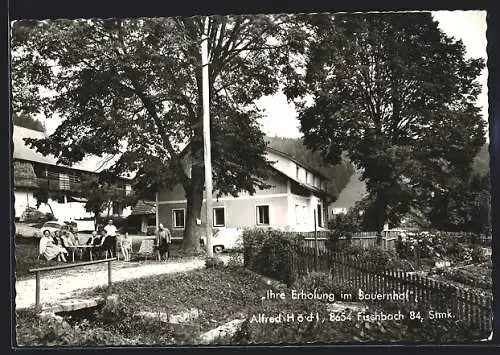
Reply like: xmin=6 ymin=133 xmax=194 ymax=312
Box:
xmin=120 ymin=232 xmax=133 ymax=261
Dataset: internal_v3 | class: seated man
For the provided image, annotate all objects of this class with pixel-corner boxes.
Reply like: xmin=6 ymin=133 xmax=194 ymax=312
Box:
xmin=60 ymin=229 xmax=79 ymax=260
xmin=84 ymin=231 xmax=100 ymax=260
xmin=96 ymin=230 xmax=115 ymax=258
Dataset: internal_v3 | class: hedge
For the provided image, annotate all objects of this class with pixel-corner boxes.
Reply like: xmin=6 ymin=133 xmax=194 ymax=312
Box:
xmin=242 ymin=228 xmax=302 ymax=286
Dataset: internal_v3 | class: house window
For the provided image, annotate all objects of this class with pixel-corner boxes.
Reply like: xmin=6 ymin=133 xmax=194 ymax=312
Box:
xmin=317 ymin=204 xmax=323 ymax=227
xmin=256 ymin=205 xmax=270 ymax=226
xmin=302 ymin=206 xmax=308 ymax=224
xmin=213 ymin=207 xmax=225 ymax=227
xmin=172 ymin=209 xmax=185 ymax=228
xmin=296 ymin=166 xmax=300 ymax=180
xmin=295 ymin=205 xmax=302 ymax=224
xmin=59 ymin=173 xmax=70 ymax=190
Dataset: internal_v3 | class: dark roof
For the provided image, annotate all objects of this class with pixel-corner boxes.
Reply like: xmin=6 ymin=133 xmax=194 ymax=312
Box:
xmin=266 ymin=146 xmax=329 ymax=181
xmin=13 ymin=160 xmax=39 ymax=188
xmin=131 ymin=200 xmax=156 ymax=215
xmin=270 ymin=166 xmax=335 ymax=200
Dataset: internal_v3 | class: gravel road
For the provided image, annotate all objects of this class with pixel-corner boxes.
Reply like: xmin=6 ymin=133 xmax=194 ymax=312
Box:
xmin=15 ymin=255 xmax=231 ymax=310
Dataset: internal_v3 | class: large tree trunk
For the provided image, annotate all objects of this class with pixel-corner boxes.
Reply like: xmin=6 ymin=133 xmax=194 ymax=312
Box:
xmin=45 ymin=202 xmax=55 ymax=219
xmin=182 ymin=165 xmax=204 ymax=254
xmin=374 ymin=190 xmax=388 ymax=234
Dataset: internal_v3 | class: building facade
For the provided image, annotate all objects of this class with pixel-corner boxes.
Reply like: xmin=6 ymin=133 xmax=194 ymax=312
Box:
xmin=13 ymin=125 xmax=133 ymax=222
xmin=156 ymin=147 xmax=333 ymax=239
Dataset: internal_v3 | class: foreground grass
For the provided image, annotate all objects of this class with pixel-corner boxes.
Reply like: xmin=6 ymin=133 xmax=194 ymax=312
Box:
xmin=81 ymin=266 xmax=265 ymax=331
xmin=16 ymin=264 xmax=489 ymax=346
xmin=16 ymin=266 xmax=267 ymax=346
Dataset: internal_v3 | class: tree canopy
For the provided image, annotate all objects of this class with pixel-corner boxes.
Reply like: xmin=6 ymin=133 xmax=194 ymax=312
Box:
xmin=11 ymin=15 xmax=311 ymax=252
xmin=284 ymin=12 xmax=486 ymax=232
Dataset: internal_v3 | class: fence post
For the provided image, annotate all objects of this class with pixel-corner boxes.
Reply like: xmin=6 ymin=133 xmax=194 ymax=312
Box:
xmin=314 ymin=211 xmax=319 ymax=271
xmin=107 ymin=260 xmax=112 ymax=296
xmin=35 ymin=271 xmax=40 ymax=310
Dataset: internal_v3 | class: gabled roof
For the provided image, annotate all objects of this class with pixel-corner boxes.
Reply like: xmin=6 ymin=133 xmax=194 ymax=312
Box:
xmin=130 ymin=200 xmax=156 ymax=215
xmin=13 ymin=125 xmax=131 ymax=179
xmin=266 ymin=146 xmax=329 ymax=181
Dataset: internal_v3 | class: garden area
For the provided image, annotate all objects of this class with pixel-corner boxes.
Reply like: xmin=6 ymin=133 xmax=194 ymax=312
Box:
xmin=392 ymin=231 xmax=492 ymax=295
xmin=15 ymin=228 xmax=492 ymax=346
xmin=15 ymin=257 xmax=488 ymax=346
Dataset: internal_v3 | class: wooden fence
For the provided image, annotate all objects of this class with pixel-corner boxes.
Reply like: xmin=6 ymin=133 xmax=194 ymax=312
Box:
xmin=289 ymin=229 xmax=489 ymax=252
xmin=290 ymin=246 xmax=492 ymax=333
xmin=291 ymin=233 xmax=397 ymax=251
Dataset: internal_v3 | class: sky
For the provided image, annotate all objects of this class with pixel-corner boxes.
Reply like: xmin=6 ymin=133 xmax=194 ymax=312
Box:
xmin=256 ymin=10 xmax=488 ymax=139
xmin=40 ymin=11 xmax=488 ymax=138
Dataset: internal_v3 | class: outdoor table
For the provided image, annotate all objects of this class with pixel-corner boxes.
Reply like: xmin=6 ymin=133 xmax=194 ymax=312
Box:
xmin=74 ymin=245 xmax=95 ymax=261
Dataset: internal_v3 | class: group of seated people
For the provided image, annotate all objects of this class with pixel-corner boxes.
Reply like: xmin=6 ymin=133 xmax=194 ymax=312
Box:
xmin=38 ymin=219 xmax=133 ymax=262
xmin=39 ymin=227 xmax=79 ymax=262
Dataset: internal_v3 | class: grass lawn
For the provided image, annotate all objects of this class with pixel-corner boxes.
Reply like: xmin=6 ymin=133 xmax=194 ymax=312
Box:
xmin=80 ymin=266 xmax=265 ymax=331
xmin=16 ymin=266 xmax=268 ymax=346
xmin=16 ymin=263 xmax=489 ymax=346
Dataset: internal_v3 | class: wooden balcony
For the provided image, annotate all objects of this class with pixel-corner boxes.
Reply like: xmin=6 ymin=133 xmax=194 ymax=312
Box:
xmin=14 ymin=175 xmax=132 ymax=197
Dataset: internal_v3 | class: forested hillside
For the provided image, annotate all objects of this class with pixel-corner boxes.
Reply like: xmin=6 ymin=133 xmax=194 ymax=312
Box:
xmin=265 ymin=136 xmax=355 ymax=199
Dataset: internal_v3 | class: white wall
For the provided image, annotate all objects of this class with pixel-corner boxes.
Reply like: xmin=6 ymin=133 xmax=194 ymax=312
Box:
xmin=288 ymin=194 xmax=326 ymax=232
xmin=14 ymin=190 xmax=37 ymax=218
xmin=14 ymin=189 xmax=130 ymax=221
xmin=266 ymin=151 xmax=296 ymax=178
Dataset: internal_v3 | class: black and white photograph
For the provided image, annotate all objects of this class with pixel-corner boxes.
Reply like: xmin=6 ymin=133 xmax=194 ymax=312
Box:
xmin=10 ymin=8 xmax=493 ymax=346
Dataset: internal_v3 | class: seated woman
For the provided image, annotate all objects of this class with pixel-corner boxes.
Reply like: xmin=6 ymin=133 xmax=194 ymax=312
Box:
xmin=119 ymin=233 xmax=133 ymax=261
xmin=61 ymin=230 xmax=79 ymax=259
xmin=39 ymin=230 xmax=68 ymax=262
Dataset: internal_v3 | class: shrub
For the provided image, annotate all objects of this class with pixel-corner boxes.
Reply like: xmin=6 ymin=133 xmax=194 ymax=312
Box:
xmin=325 ymin=229 xmax=352 ymax=252
xmin=429 ymin=265 xmax=492 ymax=290
xmin=242 ymin=228 xmax=275 ymax=269
xmin=471 ymin=246 xmax=488 ymax=264
xmin=226 ymin=254 xmax=244 ymax=269
xmin=205 ymin=256 xmax=225 ymax=269
xmin=242 ymin=228 xmax=302 ymax=285
xmin=15 ymin=308 xmax=135 ymax=346
xmin=395 ymin=231 xmax=477 ymax=264
xmin=339 ymin=245 xmax=413 ymax=272
xmin=20 ymin=207 xmax=48 ymax=223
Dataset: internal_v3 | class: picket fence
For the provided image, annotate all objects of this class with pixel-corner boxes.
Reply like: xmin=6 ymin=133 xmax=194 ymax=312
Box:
xmin=290 ymin=246 xmax=492 ymax=333
xmin=283 ymin=231 xmax=397 ymax=251
xmin=287 ymin=230 xmax=490 ymax=252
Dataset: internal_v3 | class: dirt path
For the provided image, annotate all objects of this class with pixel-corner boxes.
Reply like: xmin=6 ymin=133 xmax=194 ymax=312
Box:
xmin=15 ymin=255 xmax=231 ymax=310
